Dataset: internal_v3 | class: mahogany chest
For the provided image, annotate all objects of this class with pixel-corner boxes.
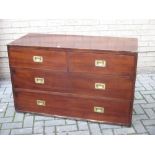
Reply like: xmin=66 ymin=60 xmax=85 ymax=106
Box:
xmin=7 ymin=33 xmax=138 ymax=126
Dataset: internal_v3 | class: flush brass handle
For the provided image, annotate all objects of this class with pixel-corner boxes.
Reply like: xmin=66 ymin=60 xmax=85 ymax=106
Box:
xmin=95 ymin=83 xmax=106 ymax=90
xmin=33 ymin=56 xmax=43 ymax=63
xmin=94 ymin=106 xmax=104 ymax=113
xmin=35 ymin=77 xmax=44 ymax=84
xmin=95 ymin=60 xmax=106 ymax=67
xmin=36 ymin=100 xmax=46 ymax=106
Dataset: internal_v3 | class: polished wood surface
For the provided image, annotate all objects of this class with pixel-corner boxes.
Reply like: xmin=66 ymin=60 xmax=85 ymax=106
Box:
xmin=15 ymin=90 xmax=131 ymax=125
xmin=8 ymin=33 xmax=138 ymax=52
xmin=12 ymin=68 xmax=68 ymax=92
xmin=12 ymin=68 xmax=133 ymax=100
xmin=8 ymin=33 xmax=138 ymax=126
xmin=9 ymin=46 xmax=67 ymax=71
xmin=69 ymin=50 xmax=136 ymax=76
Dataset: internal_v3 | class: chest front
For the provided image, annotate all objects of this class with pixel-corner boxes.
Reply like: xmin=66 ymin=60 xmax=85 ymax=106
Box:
xmin=8 ymin=34 xmax=138 ymax=126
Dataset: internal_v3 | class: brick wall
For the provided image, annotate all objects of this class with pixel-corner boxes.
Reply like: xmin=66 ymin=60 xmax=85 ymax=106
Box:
xmin=0 ymin=19 xmax=155 ymax=78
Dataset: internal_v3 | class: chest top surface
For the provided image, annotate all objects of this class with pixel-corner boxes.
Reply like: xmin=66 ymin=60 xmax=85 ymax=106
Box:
xmin=8 ymin=33 xmax=138 ymax=52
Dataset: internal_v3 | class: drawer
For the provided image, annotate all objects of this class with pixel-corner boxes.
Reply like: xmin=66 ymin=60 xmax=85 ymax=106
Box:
xmin=68 ymin=74 xmax=133 ymax=100
xmin=8 ymin=46 xmax=67 ymax=71
xmin=69 ymin=51 xmax=136 ymax=76
xmin=12 ymin=68 xmax=133 ymax=100
xmin=14 ymin=91 xmax=131 ymax=125
xmin=12 ymin=68 xmax=68 ymax=92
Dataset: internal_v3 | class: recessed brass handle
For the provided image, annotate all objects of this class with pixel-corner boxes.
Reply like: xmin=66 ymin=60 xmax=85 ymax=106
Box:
xmin=33 ymin=56 xmax=43 ymax=63
xmin=95 ymin=83 xmax=106 ymax=90
xmin=36 ymin=100 xmax=46 ymax=106
xmin=35 ymin=77 xmax=44 ymax=84
xmin=94 ymin=106 xmax=104 ymax=113
xmin=95 ymin=60 xmax=106 ymax=67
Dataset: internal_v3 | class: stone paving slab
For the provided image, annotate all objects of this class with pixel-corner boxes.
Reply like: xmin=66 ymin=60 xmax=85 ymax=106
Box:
xmin=0 ymin=74 xmax=155 ymax=135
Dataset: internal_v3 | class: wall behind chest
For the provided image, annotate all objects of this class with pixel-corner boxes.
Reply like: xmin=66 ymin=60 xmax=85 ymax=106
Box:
xmin=0 ymin=19 xmax=155 ymax=78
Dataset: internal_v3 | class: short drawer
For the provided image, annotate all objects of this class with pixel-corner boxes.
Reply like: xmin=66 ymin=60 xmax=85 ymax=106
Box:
xmin=8 ymin=46 xmax=67 ymax=71
xmin=69 ymin=51 xmax=136 ymax=76
xmin=14 ymin=91 xmax=131 ymax=125
xmin=12 ymin=68 xmax=68 ymax=92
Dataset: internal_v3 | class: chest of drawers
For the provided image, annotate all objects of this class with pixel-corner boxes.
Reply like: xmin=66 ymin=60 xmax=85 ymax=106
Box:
xmin=8 ymin=33 xmax=138 ymax=126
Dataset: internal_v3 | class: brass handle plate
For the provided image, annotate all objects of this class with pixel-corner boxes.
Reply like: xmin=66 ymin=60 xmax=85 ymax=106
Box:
xmin=36 ymin=100 xmax=46 ymax=106
xmin=33 ymin=56 xmax=43 ymax=63
xmin=95 ymin=60 xmax=106 ymax=67
xmin=95 ymin=83 xmax=106 ymax=90
xmin=35 ymin=77 xmax=44 ymax=84
xmin=94 ymin=106 xmax=104 ymax=113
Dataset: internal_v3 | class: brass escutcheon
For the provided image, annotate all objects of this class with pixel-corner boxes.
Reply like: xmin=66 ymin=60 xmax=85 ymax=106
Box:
xmin=95 ymin=60 xmax=106 ymax=67
xmin=33 ymin=56 xmax=43 ymax=63
xmin=95 ymin=83 xmax=106 ymax=90
xmin=34 ymin=77 xmax=44 ymax=84
xmin=36 ymin=100 xmax=46 ymax=106
xmin=94 ymin=106 xmax=104 ymax=113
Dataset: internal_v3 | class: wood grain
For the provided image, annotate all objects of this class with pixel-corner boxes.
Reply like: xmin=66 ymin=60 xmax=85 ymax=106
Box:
xmin=7 ymin=33 xmax=138 ymax=126
xmin=69 ymin=50 xmax=136 ymax=76
xmin=8 ymin=46 xmax=67 ymax=71
xmin=14 ymin=90 xmax=131 ymax=125
xmin=8 ymin=33 xmax=138 ymax=52
xmin=12 ymin=68 xmax=133 ymax=100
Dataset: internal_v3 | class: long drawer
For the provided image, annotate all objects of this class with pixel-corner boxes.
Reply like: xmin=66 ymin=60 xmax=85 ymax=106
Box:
xmin=69 ymin=51 xmax=135 ymax=76
xmin=8 ymin=46 xmax=67 ymax=71
xmin=12 ymin=68 xmax=133 ymax=100
xmin=14 ymin=91 xmax=131 ymax=125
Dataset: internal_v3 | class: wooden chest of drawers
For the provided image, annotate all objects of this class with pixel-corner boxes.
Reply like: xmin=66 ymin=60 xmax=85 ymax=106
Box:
xmin=8 ymin=33 xmax=138 ymax=126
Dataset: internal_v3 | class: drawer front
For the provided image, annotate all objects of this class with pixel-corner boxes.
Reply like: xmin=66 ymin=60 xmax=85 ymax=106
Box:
xmin=12 ymin=68 xmax=68 ymax=92
xmin=14 ymin=91 xmax=131 ymax=125
xmin=68 ymin=74 xmax=133 ymax=100
xmin=8 ymin=47 xmax=67 ymax=71
xmin=69 ymin=51 xmax=135 ymax=75
xmin=12 ymin=68 xmax=133 ymax=99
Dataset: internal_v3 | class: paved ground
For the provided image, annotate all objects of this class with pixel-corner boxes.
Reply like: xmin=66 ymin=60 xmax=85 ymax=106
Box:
xmin=0 ymin=74 xmax=155 ymax=135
